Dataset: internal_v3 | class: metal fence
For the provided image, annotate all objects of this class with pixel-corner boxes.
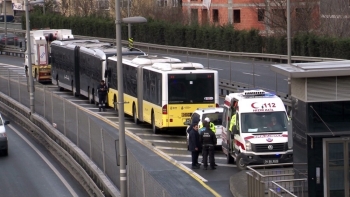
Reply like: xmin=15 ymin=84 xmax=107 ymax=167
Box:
xmin=0 ymin=26 xmax=346 ymax=106
xmin=268 ymin=179 xmax=308 ymax=197
xmin=0 ymin=67 xmax=120 ymax=187
xmin=246 ymin=163 xmax=308 ymax=197
xmin=0 ymin=67 xmax=180 ymax=197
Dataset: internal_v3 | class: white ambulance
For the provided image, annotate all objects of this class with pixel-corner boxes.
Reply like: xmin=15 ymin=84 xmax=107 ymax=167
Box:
xmin=221 ymin=89 xmax=293 ymax=170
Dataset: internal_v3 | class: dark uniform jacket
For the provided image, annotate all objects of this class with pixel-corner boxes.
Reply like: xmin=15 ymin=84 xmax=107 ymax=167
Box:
xmin=98 ymin=84 xmax=107 ymax=96
xmin=188 ymin=128 xmax=201 ymax=152
xmin=187 ymin=116 xmax=200 ymax=134
xmin=200 ymin=128 xmax=217 ymax=146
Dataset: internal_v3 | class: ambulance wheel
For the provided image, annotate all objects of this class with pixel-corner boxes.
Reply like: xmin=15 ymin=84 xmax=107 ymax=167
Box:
xmin=151 ymin=113 xmax=159 ymax=134
xmin=226 ymin=152 xmax=234 ymax=164
xmin=132 ymin=104 xmax=138 ymax=124
xmin=236 ymin=154 xmax=247 ymax=170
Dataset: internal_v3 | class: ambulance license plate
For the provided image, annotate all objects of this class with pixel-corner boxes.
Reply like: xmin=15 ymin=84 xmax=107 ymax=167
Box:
xmin=264 ymin=160 xmax=279 ymax=164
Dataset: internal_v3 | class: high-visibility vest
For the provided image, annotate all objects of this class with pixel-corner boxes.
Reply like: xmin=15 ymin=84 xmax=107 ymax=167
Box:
xmin=199 ymin=122 xmax=216 ymax=133
xmin=229 ymin=114 xmax=239 ymax=132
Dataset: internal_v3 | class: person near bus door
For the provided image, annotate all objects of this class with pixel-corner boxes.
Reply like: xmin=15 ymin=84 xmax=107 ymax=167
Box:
xmin=98 ymin=80 xmax=108 ymax=112
xmin=189 ymin=124 xmax=201 ymax=169
xmin=200 ymin=121 xmax=217 ymax=170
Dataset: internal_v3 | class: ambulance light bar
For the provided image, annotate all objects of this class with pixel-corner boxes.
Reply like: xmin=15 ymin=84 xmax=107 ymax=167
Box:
xmin=243 ymin=90 xmax=266 ymax=96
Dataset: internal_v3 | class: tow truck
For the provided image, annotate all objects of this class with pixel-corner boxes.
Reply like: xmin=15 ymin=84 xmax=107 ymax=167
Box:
xmin=221 ymin=89 xmax=293 ymax=170
xmin=24 ymin=29 xmax=74 ymax=83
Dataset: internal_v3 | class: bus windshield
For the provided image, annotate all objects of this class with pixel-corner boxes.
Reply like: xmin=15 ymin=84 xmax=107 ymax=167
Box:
xmin=168 ymin=73 xmax=215 ymax=104
xmin=241 ymin=111 xmax=288 ymax=133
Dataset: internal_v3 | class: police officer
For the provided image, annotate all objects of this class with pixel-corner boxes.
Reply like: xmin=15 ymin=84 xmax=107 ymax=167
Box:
xmin=200 ymin=121 xmax=217 ymax=170
xmin=98 ymin=80 xmax=108 ymax=112
xmin=199 ymin=117 xmax=218 ymax=166
xmin=199 ymin=117 xmax=216 ymax=133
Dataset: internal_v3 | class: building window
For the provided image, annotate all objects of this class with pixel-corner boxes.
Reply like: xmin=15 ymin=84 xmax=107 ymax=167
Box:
xmin=191 ymin=9 xmax=198 ymax=23
xmin=258 ymin=9 xmax=265 ymax=22
xmin=233 ymin=9 xmax=241 ymax=23
xmin=97 ymin=0 xmax=109 ymax=10
xmin=157 ymin=0 xmax=167 ymax=7
xmin=202 ymin=9 xmax=208 ymax=24
xmin=213 ymin=9 xmax=219 ymax=23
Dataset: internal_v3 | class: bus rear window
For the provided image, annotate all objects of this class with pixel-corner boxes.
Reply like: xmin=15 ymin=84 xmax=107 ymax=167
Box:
xmin=168 ymin=73 xmax=215 ymax=104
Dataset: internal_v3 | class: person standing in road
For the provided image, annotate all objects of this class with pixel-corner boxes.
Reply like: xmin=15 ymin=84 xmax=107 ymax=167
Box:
xmin=200 ymin=122 xmax=217 ymax=170
xmin=187 ymin=116 xmax=200 ymax=134
xmin=189 ymin=124 xmax=201 ymax=169
xmin=199 ymin=118 xmax=218 ymax=166
xmin=98 ymin=80 xmax=108 ymax=112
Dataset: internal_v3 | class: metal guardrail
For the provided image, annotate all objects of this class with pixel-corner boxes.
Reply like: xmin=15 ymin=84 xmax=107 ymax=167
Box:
xmin=0 ymin=27 xmax=345 ymax=63
xmin=246 ymin=163 xmax=295 ymax=197
xmin=0 ymin=92 xmax=119 ymax=197
xmin=219 ymin=79 xmax=291 ymax=107
xmin=268 ymin=179 xmax=308 ymax=197
xmin=0 ymin=44 xmax=25 ymax=57
xmin=246 ymin=163 xmax=308 ymax=197
xmin=1 ymin=27 xmax=344 ymax=107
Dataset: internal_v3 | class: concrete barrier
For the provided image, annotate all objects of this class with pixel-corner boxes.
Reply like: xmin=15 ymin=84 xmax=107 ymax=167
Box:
xmin=0 ymin=22 xmax=22 ymax=30
xmin=0 ymin=92 xmax=120 ymax=197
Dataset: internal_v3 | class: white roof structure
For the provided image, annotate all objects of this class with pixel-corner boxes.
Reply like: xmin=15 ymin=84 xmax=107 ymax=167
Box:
xmin=271 ymin=60 xmax=350 ymax=78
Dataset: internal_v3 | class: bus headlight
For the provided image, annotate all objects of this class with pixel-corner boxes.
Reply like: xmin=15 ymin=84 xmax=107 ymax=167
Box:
xmin=245 ymin=140 xmax=252 ymax=151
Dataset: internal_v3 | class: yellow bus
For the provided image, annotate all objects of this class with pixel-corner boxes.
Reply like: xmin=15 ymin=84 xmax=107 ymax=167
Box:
xmin=105 ymin=55 xmax=219 ymax=134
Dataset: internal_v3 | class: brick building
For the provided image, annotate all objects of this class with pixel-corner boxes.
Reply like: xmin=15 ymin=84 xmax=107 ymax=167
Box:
xmin=182 ymin=0 xmax=321 ymax=33
xmin=182 ymin=0 xmax=266 ymax=30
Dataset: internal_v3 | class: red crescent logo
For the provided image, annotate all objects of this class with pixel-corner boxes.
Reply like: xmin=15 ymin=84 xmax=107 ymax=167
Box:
xmin=251 ymin=102 xmax=257 ymax=109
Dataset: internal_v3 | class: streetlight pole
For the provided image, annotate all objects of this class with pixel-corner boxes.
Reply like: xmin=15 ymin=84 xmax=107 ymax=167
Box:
xmin=127 ymin=0 xmax=131 ymax=39
xmin=287 ymin=0 xmax=291 ymax=115
xmin=4 ymin=0 xmax=7 ymax=46
xmin=115 ymin=0 xmax=127 ymax=196
xmin=25 ymin=0 xmax=35 ymax=114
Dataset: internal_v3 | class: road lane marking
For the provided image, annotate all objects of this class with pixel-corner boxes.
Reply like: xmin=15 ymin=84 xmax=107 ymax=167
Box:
xmin=208 ymin=67 xmax=223 ymax=71
xmin=145 ymin=139 xmax=187 ymax=144
xmin=168 ymin=154 xmax=226 ymax=160
xmin=179 ymin=161 xmax=237 ymax=168
xmin=9 ymin=125 xmax=79 ymax=197
xmin=242 ymin=72 xmax=260 ymax=76
xmin=152 ymin=52 xmax=252 ymax=65
xmin=156 ymin=146 xmax=187 ymax=151
xmin=135 ymin=133 xmax=186 ymax=138
xmin=62 ymin=96 xmax=221 ymax=196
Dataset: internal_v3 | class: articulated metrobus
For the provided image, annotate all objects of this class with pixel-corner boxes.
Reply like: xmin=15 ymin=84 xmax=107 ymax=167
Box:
xmin=51 ymin=40 xmax=146 ymax=101
xmin=105 ymin=55 xmax=219 ymax=133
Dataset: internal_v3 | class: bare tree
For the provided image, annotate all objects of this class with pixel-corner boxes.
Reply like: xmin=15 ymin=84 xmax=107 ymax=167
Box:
xmin=318 ymin=0 xmax=350 ymax=37
xmin=250 ymin=0 xmax=319 ymax=36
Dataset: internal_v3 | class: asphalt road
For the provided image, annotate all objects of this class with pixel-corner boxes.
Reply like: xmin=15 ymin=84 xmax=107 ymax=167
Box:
xmin=141 ymin=48 xmax=289 ymax=94
xmin=0 ymin=53 xmax=288 ymax=196
xmin=2 ymin=43 xmax=289 ymax=95
xmin=0 ymin=115 xmax=88 ymax=197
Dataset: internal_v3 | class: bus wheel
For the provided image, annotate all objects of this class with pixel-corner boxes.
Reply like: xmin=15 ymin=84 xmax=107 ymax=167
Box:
xmin=236 ymin=154 xmax=247 ymax=170
xmin=151 ymin=113 xmax=159 ymax=134
xmin=133 ymin=104 xmax=138 ymax=124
